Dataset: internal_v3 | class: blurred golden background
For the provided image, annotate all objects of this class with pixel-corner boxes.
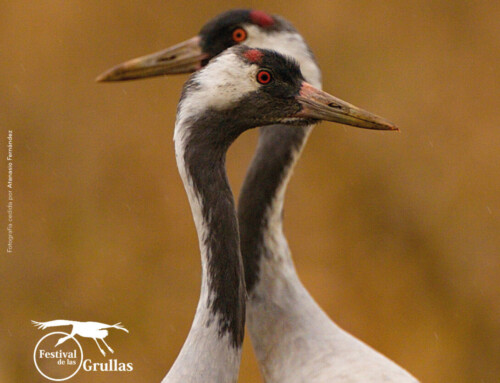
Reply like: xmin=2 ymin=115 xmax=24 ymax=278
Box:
xmin=1 ymin=1 xmax=499 ymax=382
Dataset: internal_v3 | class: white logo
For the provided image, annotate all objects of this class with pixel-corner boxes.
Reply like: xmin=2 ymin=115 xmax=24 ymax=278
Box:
xmin=32 ymin=320 xmax=132 ymax=381
xmin=33 ymin=320 xmax=129 ymax=356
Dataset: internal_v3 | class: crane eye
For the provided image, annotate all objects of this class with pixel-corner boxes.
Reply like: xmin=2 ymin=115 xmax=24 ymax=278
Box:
xmin=232 ymin=28 xmax=247 ymax=42
xmin=257 ymin=70 xmax=272 ymax=84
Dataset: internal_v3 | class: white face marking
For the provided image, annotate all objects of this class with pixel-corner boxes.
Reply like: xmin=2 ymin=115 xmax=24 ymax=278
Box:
xmin=176 ymin=50 xmax=260 ymax=131
xmin=243 ymin=25 xmax=322 ymax=88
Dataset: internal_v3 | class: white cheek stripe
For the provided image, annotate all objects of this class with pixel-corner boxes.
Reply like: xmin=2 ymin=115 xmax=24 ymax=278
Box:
xmin=177 ymin=52 xmax=260 ymax=128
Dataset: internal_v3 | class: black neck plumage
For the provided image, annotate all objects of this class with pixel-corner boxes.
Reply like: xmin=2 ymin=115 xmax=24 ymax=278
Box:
xmin=181 ymin=120 xmax=246 ymax=348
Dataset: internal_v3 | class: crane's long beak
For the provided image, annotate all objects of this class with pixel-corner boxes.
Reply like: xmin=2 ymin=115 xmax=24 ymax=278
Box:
xmin=296 ymin=82 xmax=398 ymax=131
xmin=96 ymin=36 xmax=208 ymax=82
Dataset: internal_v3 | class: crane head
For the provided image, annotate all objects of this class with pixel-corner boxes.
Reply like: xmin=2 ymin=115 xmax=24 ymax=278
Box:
xmin=96 ymin=9 xmax=299 ymax=82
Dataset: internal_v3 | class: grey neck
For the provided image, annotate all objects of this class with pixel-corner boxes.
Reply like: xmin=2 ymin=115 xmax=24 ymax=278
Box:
xmin=238 ymin=124 xmax=312 ymax=293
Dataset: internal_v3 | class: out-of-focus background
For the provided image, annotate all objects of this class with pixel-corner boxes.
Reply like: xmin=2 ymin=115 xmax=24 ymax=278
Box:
xmin=1 ymin=1 xmax=499 ymax=382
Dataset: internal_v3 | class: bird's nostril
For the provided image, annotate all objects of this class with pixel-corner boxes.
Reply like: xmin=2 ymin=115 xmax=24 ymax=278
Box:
xmin=328 ymin=103 xmax=342 ymax=109
xmin=159 ymin=55 xmax=177 ymax=62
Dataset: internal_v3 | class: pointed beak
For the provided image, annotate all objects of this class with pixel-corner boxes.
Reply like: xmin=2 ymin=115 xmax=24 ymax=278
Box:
xmin=296 ymin=82 xmax=398 ymax=131
xmin=96 ymin=36 xmax=208 ymax=82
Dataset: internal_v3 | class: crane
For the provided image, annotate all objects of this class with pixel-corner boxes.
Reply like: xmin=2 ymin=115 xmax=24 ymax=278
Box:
xmin=168 ymin=44 xmax=403 ymax=381
xmin=32 ymin=320 xmax=128 ymax=356
xmin=97 ymin=9 xmax=418 ymax=382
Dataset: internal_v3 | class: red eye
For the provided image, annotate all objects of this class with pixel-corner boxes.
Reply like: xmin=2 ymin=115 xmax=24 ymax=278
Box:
xmin=257 ymin=70 xmax=272 ymax=84
xmin=232 ymin=28 xmax=247 ymax=42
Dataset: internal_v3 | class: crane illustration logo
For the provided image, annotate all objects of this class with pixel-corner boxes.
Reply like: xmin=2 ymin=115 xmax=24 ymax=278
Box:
xmin=32 ymin=320 xmax=130 ymax=381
